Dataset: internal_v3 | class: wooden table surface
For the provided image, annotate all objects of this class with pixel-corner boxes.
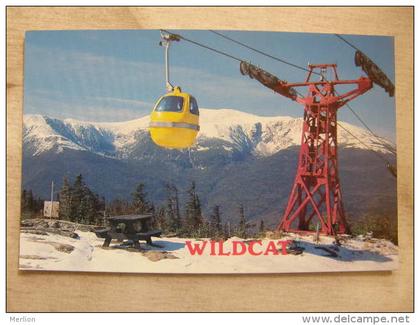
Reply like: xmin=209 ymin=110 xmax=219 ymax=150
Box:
xmin=108 ymin=214 xmax=152 ymax=222
xmin=6 ymin=6 xmax=413 ymax=312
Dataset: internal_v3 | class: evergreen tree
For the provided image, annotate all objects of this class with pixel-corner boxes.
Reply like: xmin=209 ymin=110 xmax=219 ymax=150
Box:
xmin=85 ymin=191 xmax=97 ymax=225
xmin=131 ymin=183 xmax=152 ymax=214
xmin=70 ymin=174 xmax=84 ymax=222
xmin=21 ymin=189 xmax=28 ymax=217
xmin=21 ymin=189 xmax=31 ymax=218
xmin=173 ymin=185 xmax=181 ymax=229
xmin=259 ymin=220 xmax=265 ymax=236
xmin=155 ymin=206 xmax=167 ymax=232
xmin=237 ymin=204 xmax=247 ymax=239
xmin=21 ymin=189 xmax=44 ymax=218
xmin=165 ymin=183 xmax=182 ymax=233
xmin=184 ymin=181 xmax=202 ymax=235
xmin=78 ymin=192 xmax=89 ymax=224
xmin=97 ymin=195 xmax=106 ymax=214
xmin=108 ymin=199 xmax=121 ymax=216
xmin=59 ymin=177 xmax=72 ymax=220
xmin=95 ymin=195 xmax=106 ymax=225
xmin=108 ymin=198 xmax=131 ymax=216
xmin=77 ymin=185 xmax=98 ymax=224
xmin=223 ymin=222 xmax=231 ymax=239
xmin=149 ymin=203 xmax=157 ymax=228
xmin=68 ymin=174 xmax=100 ymax=224
xmin=34 ymin=196 xmax=43 ymax=216
xmin=209 ymin=205 xmax=222 ymax=238
xmin=26 ymin=190 xmax=34 ymax=213
xmin=199 ymin=220 xmax=211 ymax=238
xmin=21 ymin=189 xmax=27 ymax=211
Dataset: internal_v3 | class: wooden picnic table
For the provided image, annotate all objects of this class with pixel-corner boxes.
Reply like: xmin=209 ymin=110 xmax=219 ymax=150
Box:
xmin=94 ymin=214 xmax=162 ymax=249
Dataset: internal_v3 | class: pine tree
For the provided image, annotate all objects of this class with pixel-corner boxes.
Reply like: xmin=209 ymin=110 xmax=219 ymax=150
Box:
xmin=94 ymin=195 xmax=106 ymax=225
xmin=108 ymin=198 xmax=131 ymax=216
xmin=34 ymin=197 xmax=43 ymax=217
xmin=173 ymin=185 xmax=181 ymax=229
xmin=237 ymin=204 xmax=247 ymax=239
xmin=209 ymin=205 xmax=222 ymax=238
xmin=21 ymin=189 xmax=27 ymax=212
xmin=26 ymin=190 xmax=34 ymax=213
xmin=78 ymin=194 xmax=88 ymax=224
xmin=131 ymin=183 xmax=152 ymax=214
xmin=184 ymin=181 xmax=202 ymax=235
xmin=71 ymin=174 xmax=84 ymax=222
xmin=77 ymin=186 xmax=97 ymax=224
xmin=21 ymin=189 xmax=31 ymax=218
xmin=149 ymin=203 xmax=157 ymax=228
xmin=68 ymin=174 xmax=99 ymax=224
xmin=199 ymin=220 xmax=211 ymax=238
xmin=21 ymin=189 xmax=28 ymax=217
xmin=223 ymin=222 xmax=231 ymax=239
xmin=59 ymin=177 xmax=72 ymax=220
xmin=165 ymin=183 xmax=182 ymax=233
xmin=155 ymin=206 xmax=167 ymax=232
xmin=97 ymin=196 xmax=106 ymax=215
xmin=259 ymin=220 xmax=265 ymax=236
xmin=108 ymin=199 xmax=120 ymax=216
xmin=85 ymin=191 xmax=97 ymax=225
xmin=21 ymin=189 xmax=43 ymax=218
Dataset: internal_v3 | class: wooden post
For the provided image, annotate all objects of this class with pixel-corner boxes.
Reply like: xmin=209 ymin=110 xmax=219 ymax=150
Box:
xmin=49 ymin=181 xmax=54 ymax=220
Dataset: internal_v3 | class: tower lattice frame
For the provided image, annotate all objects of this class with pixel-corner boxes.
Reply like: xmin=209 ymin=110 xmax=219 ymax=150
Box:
xmin=275 ymin=64 xmax=373 ymax=235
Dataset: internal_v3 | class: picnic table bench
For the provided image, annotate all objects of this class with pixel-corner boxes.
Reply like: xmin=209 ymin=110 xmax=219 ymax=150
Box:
xmin=95 ymin=214 xmax=162 ymax=249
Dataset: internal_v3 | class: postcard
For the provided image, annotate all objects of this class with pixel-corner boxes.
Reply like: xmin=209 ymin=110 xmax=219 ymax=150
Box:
xmin=19 ymin=29 xmax=398 ymax=273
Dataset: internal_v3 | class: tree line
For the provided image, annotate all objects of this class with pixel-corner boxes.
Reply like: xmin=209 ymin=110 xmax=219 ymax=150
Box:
xmin=21 ymin=174 xmax=265 ymax=239
xmin=108 ymin=178 xmax=261 ymax=239
xmin=21 ymin=175 xmax=396 ymax=243
xmin=21 ymin=189 xmax=44 ymax=219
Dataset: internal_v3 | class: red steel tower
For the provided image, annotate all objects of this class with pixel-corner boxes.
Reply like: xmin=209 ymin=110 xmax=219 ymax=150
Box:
xmin=276 ymin=64 xmax=373 ymax=235
xmin=240 ymin=62 xmax=373 ymax=235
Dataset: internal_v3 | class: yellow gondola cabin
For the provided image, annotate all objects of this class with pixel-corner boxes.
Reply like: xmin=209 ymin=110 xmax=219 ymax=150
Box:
xmin=149 ymin=87 xmax=200 ymax=149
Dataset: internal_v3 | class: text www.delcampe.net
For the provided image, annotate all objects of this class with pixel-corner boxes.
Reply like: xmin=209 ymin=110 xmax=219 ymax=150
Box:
xmin=301 ymin=315 xmax=410 ymax=325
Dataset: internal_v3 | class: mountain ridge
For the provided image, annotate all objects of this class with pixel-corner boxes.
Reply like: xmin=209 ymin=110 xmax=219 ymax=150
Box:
xmin=23 ymin=108 xmax=394 ymax=159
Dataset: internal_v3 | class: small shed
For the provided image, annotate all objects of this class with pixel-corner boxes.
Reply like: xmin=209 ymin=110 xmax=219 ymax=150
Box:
xmin=43 ymin=201 xmax=59 ymax=218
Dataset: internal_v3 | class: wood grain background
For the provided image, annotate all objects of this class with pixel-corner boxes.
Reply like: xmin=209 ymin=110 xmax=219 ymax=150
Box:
xmin=6 ymin=7 xmax=413 ymax=312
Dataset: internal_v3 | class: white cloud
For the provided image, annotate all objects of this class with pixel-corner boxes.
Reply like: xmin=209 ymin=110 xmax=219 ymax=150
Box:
xmin=25 ymin=45 xmax=276 ymax=115
xmin=25 ymin=92 xmax=152 ymax=122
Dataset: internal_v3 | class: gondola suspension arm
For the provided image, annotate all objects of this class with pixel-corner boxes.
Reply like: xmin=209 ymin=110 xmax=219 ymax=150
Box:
xmin=159 ymin=30 xmax=180 ymax=92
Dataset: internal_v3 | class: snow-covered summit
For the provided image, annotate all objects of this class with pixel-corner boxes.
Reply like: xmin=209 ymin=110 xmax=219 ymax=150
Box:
xmin=23 ymin=108 xmax=394 ymax=158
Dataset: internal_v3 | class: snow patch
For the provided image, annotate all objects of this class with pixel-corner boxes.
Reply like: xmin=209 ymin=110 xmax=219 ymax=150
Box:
xmin=19 ymin=231 xmax=398 ymax=273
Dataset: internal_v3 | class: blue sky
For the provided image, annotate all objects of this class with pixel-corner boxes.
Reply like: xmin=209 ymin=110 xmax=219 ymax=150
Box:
xmin=24 ymin=29 xmax=396 ymax=141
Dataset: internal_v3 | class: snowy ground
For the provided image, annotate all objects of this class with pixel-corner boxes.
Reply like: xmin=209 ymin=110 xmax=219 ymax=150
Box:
xmin=19 ymin=230 xmax=399 ymax=274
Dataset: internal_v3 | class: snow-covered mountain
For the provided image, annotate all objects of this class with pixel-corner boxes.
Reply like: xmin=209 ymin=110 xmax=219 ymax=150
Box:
xmin=23 ymin=108 xmax=394 ymax=158
xmin=22 ymin=108 xmax=397 ymax=227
